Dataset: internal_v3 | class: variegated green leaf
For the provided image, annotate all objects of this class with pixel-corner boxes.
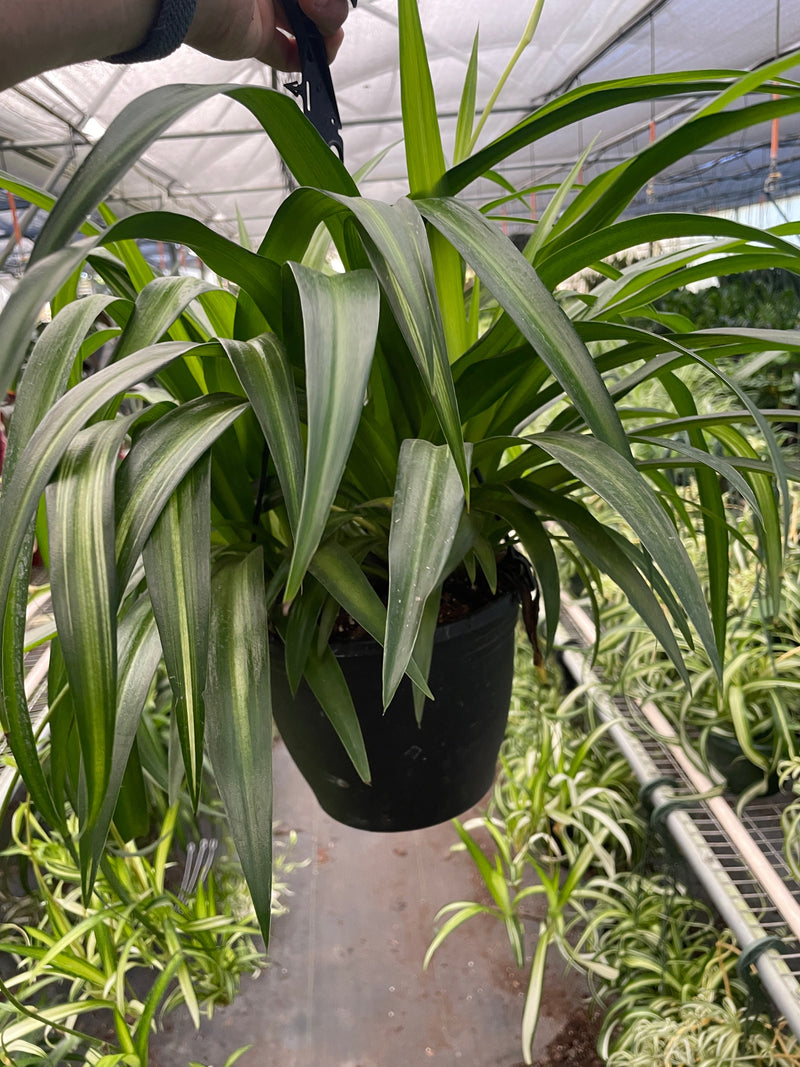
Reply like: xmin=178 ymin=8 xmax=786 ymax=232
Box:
xmin=5 ymin=295 xmax=128 ymax=481
xmin=0 ymin=345 xmax=219 ymax=818
xmin=114 ymin=275 xmax=216 ymax=360
xmin=143 ymin=456 xmax=211 ymax=808
xmin=205 ymin=549 xmax=273 ymax=943
xmin=222 ymin=334 xmax=305 ymax=532
xmin=301 ymin=642 xmax=370 ymax=784
xmin=81 ymin=597 xmax=162 ymax=895
xmin=398 ymin=0 xmax=447 ymax=196
xmin=383 ymin=439 xmax=472 ymax=707
xmin=417 ymin=197 xmax=631 ymax=458
xmin=479 ymin=484 xmax=690 ymax=685
xmin=411 ymin=585 xmax=442 ymax=725
xmin=532 ymin=432 xmax=719 ymax=673
xmin=115 ymin=394 xmax=247 ymax=589
xmin=0 ymin=240 xmax=112 ymax=399
xmin=308 ymin=541 xmax=433 ymax=698
xmin=284 ymin=576 xmax=328 ymax=694
xmin=335 ymin=196 xmax=469 ymax=493
xmin=285 ymin=265 xmax=380 ymax=602
xmin=1 ymin=538 xmax=62 ymax=829
xmin=453 ymin=31 xmax=480 ymax=165
xmin=32 ymin=83 xmax=357 ymax=267
xmin=45 ymin=419 xmax=130 ymax=828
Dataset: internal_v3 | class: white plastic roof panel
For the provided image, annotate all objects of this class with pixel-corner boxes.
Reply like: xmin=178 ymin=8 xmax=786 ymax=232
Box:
xmin=1 ymin=0 xmax=800 ymax=251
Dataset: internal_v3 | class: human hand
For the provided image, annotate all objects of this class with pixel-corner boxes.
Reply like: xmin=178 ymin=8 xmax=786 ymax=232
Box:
xmin=184 ymin=0 xmax=350 ymax=70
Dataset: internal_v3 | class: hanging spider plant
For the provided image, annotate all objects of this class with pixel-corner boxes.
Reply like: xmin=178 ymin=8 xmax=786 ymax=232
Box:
xmin=0 ymin=0 xmax=799 ymax=944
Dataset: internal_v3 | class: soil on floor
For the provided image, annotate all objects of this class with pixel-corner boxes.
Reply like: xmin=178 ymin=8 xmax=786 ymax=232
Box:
xmin=517 ymin=1008 xmax=604 ymax=1067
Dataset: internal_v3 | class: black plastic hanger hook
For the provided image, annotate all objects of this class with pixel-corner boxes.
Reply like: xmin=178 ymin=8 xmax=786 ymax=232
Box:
xmin=283 ymin=0 xmax=357 ymax=161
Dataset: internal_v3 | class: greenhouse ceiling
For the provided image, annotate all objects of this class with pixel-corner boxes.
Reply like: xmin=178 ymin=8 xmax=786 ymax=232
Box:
xmin=1 ymin=0 xmax=800 ymax=258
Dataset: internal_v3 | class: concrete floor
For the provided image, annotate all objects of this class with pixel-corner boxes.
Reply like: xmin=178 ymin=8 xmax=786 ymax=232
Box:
xmin=150 ymin=741 xmax=589 ymax=1067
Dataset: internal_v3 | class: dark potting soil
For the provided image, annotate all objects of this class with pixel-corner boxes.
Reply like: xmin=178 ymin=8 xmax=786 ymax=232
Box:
xmin=519 ymin=1008 xmax=605 ymax=1067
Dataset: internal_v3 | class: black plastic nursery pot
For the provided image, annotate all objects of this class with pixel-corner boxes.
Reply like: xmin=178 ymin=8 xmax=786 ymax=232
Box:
xmin=706 ymin=731 xmax=781 ymax=796
xmin=271 ymin=592 xmax=520 ymax=832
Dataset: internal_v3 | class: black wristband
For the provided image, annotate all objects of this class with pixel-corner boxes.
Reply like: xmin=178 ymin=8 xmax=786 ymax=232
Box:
xmin=106 ymin=0 xmax=199 ymax=64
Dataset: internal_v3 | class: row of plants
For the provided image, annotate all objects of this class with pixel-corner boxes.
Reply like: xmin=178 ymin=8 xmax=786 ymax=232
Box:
xmin=1 ymin=0 xmax=800 ymax=938
xmin=428 ymin=636 xmax=800 ymax=1065
xmin=0 ymin=660 xmax=304 ymax=1067
xmin=585 ymin=483 xmax=800 ymax=807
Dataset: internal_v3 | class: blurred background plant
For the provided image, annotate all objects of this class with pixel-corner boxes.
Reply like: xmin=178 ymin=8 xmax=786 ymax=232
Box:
xmin=0 ymin=661 xmax=306 ymax=1067
xmin=427 ymin=632 xmax=800 ymax=1065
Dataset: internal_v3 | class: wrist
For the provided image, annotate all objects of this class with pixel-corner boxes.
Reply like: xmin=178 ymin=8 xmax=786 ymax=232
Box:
xmin=107 ymin=0 xmax=199 ymax=64
xmin=0 ymin=0 xmax=160 ymax=89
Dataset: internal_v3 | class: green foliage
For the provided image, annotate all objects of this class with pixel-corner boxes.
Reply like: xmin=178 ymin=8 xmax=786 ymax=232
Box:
xmin=656 ymin=270 xmax=800 ymax=333
xmin=587 ymin=877 xmax=800 ymax=1065
xmin=429 ymin=638 xmax=800 ymax=1065
xmin=595 ymin=513 xmax=800 ymax=804
xmin=654 ymin=270 xmax=800 ymax=415
xmin=0 ymin=797 xmax=290 ymax=1066
xmin=426 ymin=641 xmax=640 ymax=1062
xmin=0 ymin=0 xmax=799 ymax=937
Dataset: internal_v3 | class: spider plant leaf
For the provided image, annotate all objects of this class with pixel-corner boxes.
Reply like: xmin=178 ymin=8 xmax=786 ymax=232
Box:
xmin=0 ymin=1000 xmax=114 ymax=1046
xmin=440 ymin=71 xmax=749 ymax=195
xmin=538 ymin=213 xmax=800 ymax=289
xmin=383 ymin=439 xmax=472 ymax=708
xmin=114 ymin=275 xmax=216 ymax=361
xmin=338 ymin=196 xmax=469 ymax=494
xmin=284 ymin=265 xmax=380 ymax=603
xmin=533 ymin=432 xmax=719 ymax=674
xmin=728 ymin=686 xmax=768 ymax=770
xmin=0 ymin=941 xmax=107 ymax=986
xmin=115 ymin=394 xmax=248 ymax=590
xmin=0 ymin=543 xmax=62 ymax=829
xmin=0 ymin=242 xmax=105 ymax=397
xmin=142 ymin=456 xmax=211 ymax=810
xmin=284 ymin=576 xmax=328 ymax=695
xmin=423 ymin=902 xmax=495 ymax=970
xmin=453 ymin=30 xmax=480 ymax=165
xmin=417 ymin=197 xmax=631 ymax=458
xmin=524 ymin=145 xmax=592 ymax=264
xmin=565 ymin=94 xmax=800 ymax=241
xmin=483 ymin=484 xmax=690 ymax=685
xmin=710 ymin=424 xmax=784 ymax=617
xmin=411 ymin=585 xmax=442 ymax=726
xmin=205 ymin=549 xmax=273 ymax=944
xmin=398 ymin=0 xmax=446 ymax=196
xmin=133 ymin=953 xmax=183 ymax=1063
xmin=453 ymin=818 xmax=511 ymax=912
xmin=522 ymin=924 xmax=552 ymax=1064
xmin=0 ymin=345 xmax=222 ymax=822
xmin=652 ymin=370 xmax=730 ymax=658
xmin=222 ymin=334 xmax=304 ymax=533
xmin=301 ymin=641 xmax=370 ymax=784
xmin=0 ymin=169 xmax=100 ymax=235
xmin=45 ymin=418 xmax=131 ymax=830
xmin=79 ymin=598 xmax=162 ymax=896
xmin=0 ymin=302 xmax=124 ymax=822
xmin=502 ymin=504 xmax=560 ymax=657
xmin=0 ymin=341 xmax=219 ymax=613
xmin=32 ymin=83 xmax=357 ymax=266
xmin=5 ymin=294 xmax=128 ymax=478
xmin=308 ymin=542 xmax=433 ymax=698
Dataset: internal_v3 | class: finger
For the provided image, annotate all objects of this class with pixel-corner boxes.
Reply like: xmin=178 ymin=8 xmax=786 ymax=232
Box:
xmin=323 ymin=26 xmax=344 ymax=64
xmin=257 ymin=26 xmax=301 ymax=71
xmin=298 ymin=0 xmax=350 ymax=39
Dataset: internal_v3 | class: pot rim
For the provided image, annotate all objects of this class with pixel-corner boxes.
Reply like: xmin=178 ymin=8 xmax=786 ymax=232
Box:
xmin=307 ymin=589 xmax=519 ymax=660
